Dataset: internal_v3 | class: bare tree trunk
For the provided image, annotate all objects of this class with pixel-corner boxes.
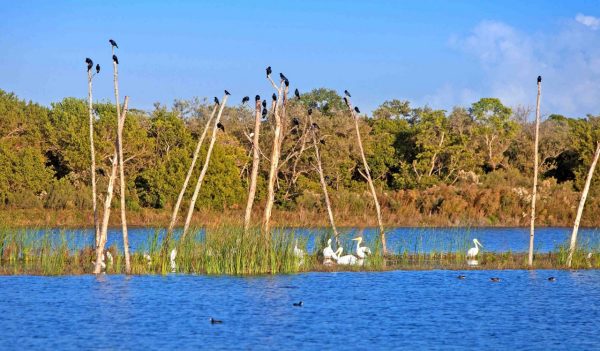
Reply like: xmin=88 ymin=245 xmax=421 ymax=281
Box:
xmin=262 ymin=78 xmax=285 ymax=236
xmin=87 ymin=69 xmax=99 ymax=248
xmin=528 ymin=78 xmax=542 ymax=267
xmin=164 ymin=104 xmax=218 ymax=245
xmin=567 ymin=141 xmax=600 ymax=267
xmin=309 ymin=115 xmax=340 ymax=244
xmin=113 ymin=54 xmax=131 ymax=274
xmin=181 ymin=94 xmax=228 ymax=239
xmin=244 ymin=98 xmax=262 ymax=232
xmin=346 ymin=99 xmax=387 ymax=254
xmin=94 ymin=97 xmax=129 ymax=274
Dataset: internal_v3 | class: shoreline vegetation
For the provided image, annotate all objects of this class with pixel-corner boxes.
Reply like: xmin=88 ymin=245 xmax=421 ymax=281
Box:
xmin=0 ymin=226 xmax=598 ymax=276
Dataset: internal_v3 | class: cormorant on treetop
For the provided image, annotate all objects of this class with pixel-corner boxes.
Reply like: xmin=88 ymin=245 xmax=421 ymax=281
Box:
xmin=354 ymin=106 xmax=360 ymax=113
xmin=537 ymin=76 xmax=542 ymax=83
xmin=225 ymin=90 xmax=231 ymax=96
xmin=255 ymin=95 xmax=261 ymax=102
xmin=85 ymin=58 xmax=93 ymax=71
xmin=266 ymin=66 xmax=272 ymax=76
xmin=109 ymin=39 xmax=118 ymax=48
xmin=262 ymin=100 xmax=267 ymax=109
xmin=294 ymin=89 xmax=300 ymax=99
xmin=96 ymin=64 xmax=100 ymax=74
xmin=284 ymin=79 xmax=289 ymax=87
xmin=344 ymin=90 xmax=351 ymax=97
xmin=280 ymin=73 xmax=287 ymax=81
xmin=242 ymin=96 xmax=250 ymax=104
xmin=112 ymin=55 xmax=119 ymax=65
xmin=214 ymin=97 xmax=220 ymax=105
xmin=272 ymin=93 xmax=277 ymax=101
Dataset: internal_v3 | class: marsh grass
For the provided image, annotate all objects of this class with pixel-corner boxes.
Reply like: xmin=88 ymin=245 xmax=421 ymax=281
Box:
xmin=1 ymin=225 xmax=600 ymax=275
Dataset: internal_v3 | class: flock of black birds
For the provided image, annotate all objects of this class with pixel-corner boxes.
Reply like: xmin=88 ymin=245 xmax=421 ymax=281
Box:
xmin=457 ymin=275 xmax=557 ymax=282
xmin=86 ymin=40 xmax=363 ymax=154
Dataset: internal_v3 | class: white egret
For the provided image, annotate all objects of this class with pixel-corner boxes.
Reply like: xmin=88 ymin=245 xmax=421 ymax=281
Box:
xmin=170 ymin=248 xmax=177 ymax=272
xmin=322 ymin=238 xmax=338 ymax=265
xmin=143 ymin=253 xmax=152 ymax=265
xmin=352 ymin=237 xmax=372 ymax=259
xmin=293 ymin=239 xmax=305 ymax=266
xmin=467 ymin=239 xmax=483 ymax=258
xmin=335 ymin=247 xmax=358 ymax=266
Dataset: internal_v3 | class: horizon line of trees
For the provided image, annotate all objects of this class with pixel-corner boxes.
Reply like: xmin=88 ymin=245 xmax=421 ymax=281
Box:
xmin=0 ymin=87 xmax=598 ymax=224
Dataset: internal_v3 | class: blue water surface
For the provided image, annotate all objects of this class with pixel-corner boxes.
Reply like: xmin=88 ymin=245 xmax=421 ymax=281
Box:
xmin=1 ymin=270 xmax=599 ymax=350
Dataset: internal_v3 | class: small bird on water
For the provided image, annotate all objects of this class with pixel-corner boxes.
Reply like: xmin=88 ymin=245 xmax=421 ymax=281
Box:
xmin=457 ymin=275 xmax=466 ymax=279
xmin=490 ymin=277 xmax=501 ymax=282
xmin=109 ymin=39 xmax=118 ymax=48
xmin=293 ymin=301 xmax=303 ymax=307
xmin=96 ymin=64 xmax=100 ymax=74
xmin=85 ymin=58 xmax=93 ymax=71
xmin=210 ymin=318 xmax=223 ymax=324
xmin=112 ymin=54 xmax=119 ymax=65
xmin=548 ymin=277 xmax=556 ymax=282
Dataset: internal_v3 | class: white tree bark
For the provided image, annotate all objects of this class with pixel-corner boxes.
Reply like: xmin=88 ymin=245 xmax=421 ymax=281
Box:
xmin=528 ymin=79 xmax=542 ymax=266
xmin=87 ymin=69 xmax=99 ymax=247
xmin=346 ymin=99 xmax=387 ymax=254
xmin=181 ymin=94 xmax=229 ymax=238
xmin=165 ymin=104 xmax=218 ymax=243
xmin=309 ymin=115 xmax=340 ymax=243
xmin=262 ymin=78 xmax=285 ymax=236
xmin=244 ymin=99 xmax=262 ymax=232
xmin=567 ymin=141 xmax=600 ymax=267
xmin=94 ymin=97 xmax=129 ymax=274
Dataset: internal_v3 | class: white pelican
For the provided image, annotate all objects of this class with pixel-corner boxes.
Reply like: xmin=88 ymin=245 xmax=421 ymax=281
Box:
xmin=467 ymin=239 xmax=483 ymax=258
xmin=293 ymin=239 xmax=305 ymax=265
xmin=352 ymin=237 xmax=372 ymax=259
xmin=335 ymin=247 xmax=358 ymax=266
xmin=322 ymin=238 xmax=338 ymax=265
xmin=170 ymin=248 xmax=177 ymax=272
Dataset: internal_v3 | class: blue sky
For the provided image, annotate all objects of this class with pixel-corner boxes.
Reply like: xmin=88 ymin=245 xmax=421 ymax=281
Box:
xmin=1 ymin=1 xmax=599 ymax=117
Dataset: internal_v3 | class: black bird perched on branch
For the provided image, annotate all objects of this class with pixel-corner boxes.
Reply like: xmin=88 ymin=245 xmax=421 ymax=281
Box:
xmin=109 ymin=39 xmax=118 ymax=48
xmin=284 ymin=79 xmax=289 ymax=87
xmin=294 ymin=89 xmax=300 ymax=99
xmin=262 ymin=108 xmax=268 ymax=120
xmin=280 ymin=73 xmax=287 ymax=81
xmin=343 ymin=97 xmax=348 ymax=106
xmin=292 ymin=301 xmax=303 ymax=307
xmin=217 ymin=122 xmax=225 ymax=132
xmin=242 ymin=96 xmax=250 ymax=104
xmin=266 ymin=66 xmax=272 ymax=76
xmin=292 ymin=117 xmax=300 ymax=126
xmin=225 ymin=90 xmax=231 ymax=96
xmin=354 ymin=106 xmax=360 ymax=114
xmin=96 ymin=64 xmax=100 ymax=74
xmin=85 ymin=58 xmax=93 ymax=71
xmin=255 ymin=95 xmax=261 ymax=102
xmin=537 ymin=75 xmax=542 ymax=83
xmin=210 ymin=318 xmax=223 ymax=324
xmin=344 ymin=90 xmax=351 ymax=98
xmin=214 ymin=97 xmax=220 ymax=105
xmin=112 ymin=55 xmax=119 ymax=65
xmin=308 ymin=108 xmax=312 ymax=115
xmin=272 ymin=93 xmax=277 ymax=101
xmin=262 ymin=99 xmax=267 ymax=109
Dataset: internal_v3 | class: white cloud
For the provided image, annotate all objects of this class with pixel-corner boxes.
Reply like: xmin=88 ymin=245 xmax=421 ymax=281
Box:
xmin=436 ymin=18 xmax=600 ymax=117
xmin=576 ymin=13 xmax=600 ymax=30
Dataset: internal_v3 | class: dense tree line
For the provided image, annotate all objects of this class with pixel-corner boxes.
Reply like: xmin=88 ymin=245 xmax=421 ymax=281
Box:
xmin=0 ymin=88 xmax=598 ymax=225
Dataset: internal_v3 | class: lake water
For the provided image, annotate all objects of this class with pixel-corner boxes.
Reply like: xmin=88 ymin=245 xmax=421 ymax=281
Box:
xmin=25 ymin=226 xmax=600 ymax=254
xmin=1 ymin=270 xmax=599 ymax=350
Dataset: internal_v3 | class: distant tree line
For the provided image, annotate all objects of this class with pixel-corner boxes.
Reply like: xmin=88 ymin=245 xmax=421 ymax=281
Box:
xmin=0 ymin=88 xmax=598 ymax=225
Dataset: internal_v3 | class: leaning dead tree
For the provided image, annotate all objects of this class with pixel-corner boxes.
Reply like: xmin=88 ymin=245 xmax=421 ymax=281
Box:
xmin=262 ymin=69 xmax=286 ymax=236
xmin=308 ymin=109 xmax=340 ymax=243
xmin=529 ymin=76 xmax=542 ymax=267
xmin=94 ymin=97 xmax=129 ymax=274
xmin=164 ymin=103 xmax=219 ymax=247
xmin=181 ymin=92 xmax=229 ymax=238
xmin=345 ymin=95 xmax=387 ymax=254
xmin=112 ymin=46 xmax=131 ymax=274
xmin=86 ymin=58 xmax=100 ymax=247
xmin=567 ymin=141 xmax=600 ymax=267
xmin=244 ymin=95 xmax=263 ymax=232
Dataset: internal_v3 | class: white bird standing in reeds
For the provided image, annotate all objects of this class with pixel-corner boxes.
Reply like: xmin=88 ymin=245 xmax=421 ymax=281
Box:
xmin=293 ymin=239 xmax=304 ymax=265
xmin=322 ymin=238 xmax=338 ymax=265
xmin=335 ymin=247 xmax=358 ymax=265
xmin=352 ymin=237 xmax=371 ymax=259
xmin=170 ymin=248 xmax=177 ymax=272
xmin=467 ymin=239 xmax=483 ymax=259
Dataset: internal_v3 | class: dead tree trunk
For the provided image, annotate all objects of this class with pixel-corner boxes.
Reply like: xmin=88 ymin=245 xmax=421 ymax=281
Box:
xmin=309 ymin=114 xmax=340 ymax=244
xmin=529 ymin=77 xmax=542 ymax=267
xmin=181 ymin=94 xmax=229 ymax=238
xmin=567 ymin=141 xmax=600 ymax=267
xmin=87 ymin=68 xmax=99 ymax=247
xmin=113 ymin=54 xmax=131 ymax=274
xmin=165 ymin=103 xmax=218 ymax=245
xmin=346 ymin=99 xmax=387 ymax=254
xmin=244 ymin=98 xmax=263 ymax=232
xmin=94 ymin=97 xmax=129 ymax=274
xmin=262 ymin=78 xmax=285 ymax=236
